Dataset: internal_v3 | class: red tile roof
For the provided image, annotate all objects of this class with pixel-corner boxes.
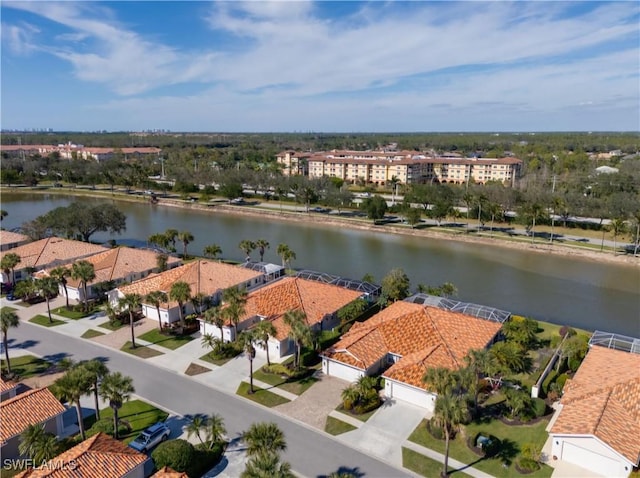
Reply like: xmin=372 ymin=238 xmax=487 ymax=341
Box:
xmin=237 ymin=277 xmax=362 ymax=340
xmin=550 ymin=346 xmax=640 ymax=464
xmin=16 ymin=433 xmax=147 ymax=477
xmin=56 ymin=247 xmax=180 ymax=288
xmin=0 ymin=388 xmax=66 ymax=444
xmin=324 ymin=301 xmax=501 ymax=389
xmin=152 ymin=466 xmax=188 ymax=477
xmin=0 ymin=377 xmax=18 ymax=394
xmin=0 ymin=237 xmax=107 ymax=271
xmin=0 ymin=230 xmax=30 ymax=247
xmin=118 ymin=260 xmax=262 ymax=308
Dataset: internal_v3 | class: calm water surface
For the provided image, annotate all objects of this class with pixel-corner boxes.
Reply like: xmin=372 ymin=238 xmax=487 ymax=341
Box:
xmin=2 ymin=192 xmax=639 ymax=337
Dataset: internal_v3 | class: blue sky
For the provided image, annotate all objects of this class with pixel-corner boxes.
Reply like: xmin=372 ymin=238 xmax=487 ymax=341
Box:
xmin=1 ymin=1 xmax=639 ymax=132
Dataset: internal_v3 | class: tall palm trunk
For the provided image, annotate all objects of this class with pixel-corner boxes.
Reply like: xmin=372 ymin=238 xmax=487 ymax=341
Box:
xmin=129 ymin=311 xmax=136 ymax=348
xmin=61 ymin=280 xmax=70 ymax=309
xmin=155 ymin=305 xmax=163 ymax=331
xmin=531 ymin=217 xmax=536 ymax=244
xmin=248 ymin=356 xmax=254 ymax=394
xmin=265 ymin=340 xmax=271 ymax=367
xmin=113 ymin=408 xmax=120 ymax=439
xmin=550 ymin=213 xmax=556 ymax=244
xmin=46 ymin=297 xmax=52 ymax=323
xmin=178 ymin=301 xmax=185 ymax=328
xmin=3 ymin=334 xmax=11 ymax=374
xmin=75 ymin=401 xmax=86 ymax=440
xmin=442 ymin=427 xmax=451 ymax=477
xmin=93 ymin=384 xmax=101 ymax=420
xmin=82 ymin=282 xmax=89 ymax=312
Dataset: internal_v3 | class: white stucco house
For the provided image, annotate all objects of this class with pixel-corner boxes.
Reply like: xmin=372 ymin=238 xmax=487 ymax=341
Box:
xmin=111 ymin=260 xmax=264 ymax=327
xmin=549 ymin=344 xmax=640 ymax=477
xmin=0 ymin=231 xmax=30 ymax=252
xmin=322 ymin=300 xmax=503 ymax=411
xmin=200 ymin=276 xmax=363 ymax=358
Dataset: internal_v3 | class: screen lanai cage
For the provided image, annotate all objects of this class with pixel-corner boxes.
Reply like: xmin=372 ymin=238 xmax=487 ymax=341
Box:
xmin=589 ymin=330 xmax=640 ymax=354
xmin=295 ymin=270 xmax=381 ymax=297
xmin=404 ymin=293 xmax=512 ymax=324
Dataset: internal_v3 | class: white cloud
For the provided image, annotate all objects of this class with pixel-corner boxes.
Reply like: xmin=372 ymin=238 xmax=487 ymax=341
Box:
xmin=1 ymin=21 xmax=39 ymax=55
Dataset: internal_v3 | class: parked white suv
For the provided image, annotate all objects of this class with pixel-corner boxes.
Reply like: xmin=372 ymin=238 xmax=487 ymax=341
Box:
xmin=128 ymin=422 xmax=170 ymax=453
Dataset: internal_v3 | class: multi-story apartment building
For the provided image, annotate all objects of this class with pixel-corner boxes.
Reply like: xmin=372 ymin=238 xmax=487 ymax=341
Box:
xmin=276 ymin=151 xmax=310 ymax=176
xmin=293 ymin=150 xmax=521 ymax=186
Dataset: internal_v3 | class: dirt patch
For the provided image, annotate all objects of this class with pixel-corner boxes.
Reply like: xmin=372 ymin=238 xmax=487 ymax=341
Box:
xmin=90 ymin=318 xmax=157 ymax=349
xmin=185 ymin=362 xmax=211 ymax=376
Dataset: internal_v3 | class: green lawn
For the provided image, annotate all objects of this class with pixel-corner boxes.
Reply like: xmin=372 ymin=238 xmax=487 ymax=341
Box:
xmin=335 ymin=403 xmax=379 ymax=422
xmin=28 ymin=314 xmax=66 ymax=327
xmin=253 ymin=367 xmax=319 ymax=395
xmin=138 ymin=328 xmax=194 ymax=350
xmin=81 ymin=329 xmax=105 ymax=339
xmin=325 ymin=416 xmax=357 ymax=435
xmin=52 ymin=306 xmax=98 ymax=320
xmin=97 ymin=399 xmax=169 ymax=443
xmin=120 ymin=341 xmax=164 ymax=359
xmin=236 ymin=382 xmax=291 ymax=407
xmin=1 ymin=355 xmax=52 ymax=379
xmin=408 ymin=418 xmax=553 ymax=478
xmin=1 ymin=306 xmax=17 ymax=312
xmin=403 ymin=447 xmax=472 ymax=477
xmin=98 ymin=320 xmax=126 ymax=331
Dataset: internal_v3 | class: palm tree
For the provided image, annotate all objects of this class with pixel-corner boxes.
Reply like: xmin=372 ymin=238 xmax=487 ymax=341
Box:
xmin=178 ymin=231 xmax=194 ymax=259
xmin=549 ymin=197 xmax=564 ymax=244
xmin=276 ymin=243 xmax=296 ymax=269
xmin=18 ymin=424 xmax=60 ymax=464
xmin=186 ymin=414 xmax=208 ymax=445
xmin=240 ymin=331 xmax=257 ymax=394
xmin=71 ymin=260 xmax=96 ymax=312
xmin=243 ymin=422 xmax=287 ymax=457
xmin=1 ymin=308 xmax=20 ymax=375
xmin=81 ymin=359 xmax=109 ymax=420
xmin=1 ymin=252 xmax=21 ymax=285
xmin=119 ymin=293 xmax=142 ymax=349
xmin=164 ymin=228 xmax=179 ymax=252
xmin=486 ymin=202 xmax=503 ymax=238
xmin=222 ymin=286 xmax=247 ymax=340
xmin=146 ymin=290 xmax=168 ymax=331
xmin=204 ymin=306 xmax=225 ymax=340
xmin=203 ymin=244 xmax=223 ymax=261
xmin=156 ymin=253 xmax=169 ymax=272
xmin=255 ymin=239 xmax=270 ymax=262
xmin=239 ymin=240 xmax=256 ymax=261
xmin=610 ymin=217 xmax=627 ymax=255
xmin=463 ymin=348 xmax=497 ymax=415
xmin=99 ymin=372 xmax=135 ymax=439
xmin=148 ymin=233 xmax=170 ymax=250
xmin=50 ymin=266 xmax=71 ymax=309
xmin=253 ymin=320 xmax=277 ymax=366
xmin=242 ymin=451 xmax=294 ymax=478
xmin=434 ymin=392 xmax=469 ymax=477
xmin=525 ymin=202 xmax=546 ymax=244
xmin=201 ymin=333 xmax=220 ymax=358
xmin=423 ymin=367 xmax=458 ymax=396
xmin=283 ymin=309 xmax=312 ymax=370
xmin=462 ymin=192 xmax=473 ymax=233
xmin=389 ymin=175 xmax=400 ymax=206
xmin=204 ymin=413 xmax=226 ymax=447
xmin=34 ymin=277 xmax=59 ymax=323
xmin=192 ymin=292 xmax=210 ymax=315
xmin=169 ymin=281 xmax=192 ymax=329
xmin=52 ymin=366 xmax=93 ymax=440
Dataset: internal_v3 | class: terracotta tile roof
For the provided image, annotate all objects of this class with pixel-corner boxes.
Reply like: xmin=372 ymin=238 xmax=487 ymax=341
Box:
xmin=0 ymin=388 xmax=66 ymax=444
xmin=57 ymin=247 xmax=180 ymax=288
xmin=152 ymin=466 xmax=189 ymax=477
xmin=550 ymin=346 xmax=640 ymax=464
xmin=0 ymin=237 xmax=107 ymax=271
xmin=0 ymin=377 xmax=18 ymax=393
xmin=324 ymin=301 xmax=501 ymax=388
xmin=0 ymin=230 xmax=30 ymax=247
xmin=15 ymin=432 xmax=147 ymax=477
xmin=118 ymin=260 xmax=262 ymax=308
xmin=237 ymin=277 xmax=362 ymax=340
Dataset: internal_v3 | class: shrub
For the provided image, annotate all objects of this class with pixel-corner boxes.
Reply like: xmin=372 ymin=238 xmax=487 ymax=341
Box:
xmin=151 ymin=439 xmax=195 ymax=473
xmin=531 ymin=397 xmax=548 ymax=418
xmin=189 ymin=442 xmax=224 ymax=477
xmin=86 ymin=418 xmax=130 ymax=438
xmin=353 ymin=397 xmax=381 ymax=415
xmin=211 ymin=340 xmax=242 ymax=359
xmin=568 ymin=358 xmax=581 ymax=372
xmin=555 ymin=373 xmax=569 ymax=391
xmin=559 ymin=326 xmax=576 ymax=338
xmin=517 ymin=457 xmax=540 ymax=472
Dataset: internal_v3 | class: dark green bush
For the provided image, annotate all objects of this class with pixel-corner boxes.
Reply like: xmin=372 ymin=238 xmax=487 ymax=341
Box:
xmin=353 ymin=397 xmax=381 ymax=415
xmin=555 ymin=373 xmax=569 ymax=391
xmin=568 ymin=358 xmax=581 ymax=372
xmin=151 ymin=439 xmax=195 ymax=473
xmin=531 ymin=397 xmax=548 ymax=418
xmin=188 ymin=442 xmax=224 ymax=477
xmin=211 ymin=340 xmax=242 ymax=359
xmin=517 ymin=457 xmax=540 ymax=472
xmin=86 ymin=418 xmax=130 ymax=438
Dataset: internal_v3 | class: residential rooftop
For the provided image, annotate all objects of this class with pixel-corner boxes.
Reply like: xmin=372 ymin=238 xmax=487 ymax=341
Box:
xmin=0 ymin=237 xmax=108 ymax=271
xmin=0 ymin=230 xmax=30 ymax=248
xmin=0 ymin=388 xmax=66 ymax=445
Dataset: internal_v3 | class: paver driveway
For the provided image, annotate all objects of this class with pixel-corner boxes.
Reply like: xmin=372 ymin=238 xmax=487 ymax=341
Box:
xmin=274 ymin=372 xmax=348 ymax=429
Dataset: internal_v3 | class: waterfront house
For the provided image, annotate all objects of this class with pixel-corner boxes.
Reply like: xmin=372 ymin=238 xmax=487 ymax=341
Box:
xmin=322 ymin=300 xmax=502 ymax=410
xmin=549 ymin=343 xmax=640 ymax=477
xmin=0 ymin=237 xmax=107 ymax=283
xmin=200 ymin=276 xmax=362 ymax=355
xmin=0 ymin=231 xmax=30 ymax=252
xmin=111 ymin=260 xmax=264 ymax=326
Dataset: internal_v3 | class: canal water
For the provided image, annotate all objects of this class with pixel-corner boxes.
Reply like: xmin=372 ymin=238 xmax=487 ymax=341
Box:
xmin=2 ymin=192 xmax=639 ymax=337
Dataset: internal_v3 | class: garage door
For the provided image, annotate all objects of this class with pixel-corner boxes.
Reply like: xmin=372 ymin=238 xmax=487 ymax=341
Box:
xmin=387 ymin=381 xmax=435 ymax=411
xmin=324 ymin=360 xmax=361 ymax=383
xmin=562 ymin=442 xmax=620 ymax=477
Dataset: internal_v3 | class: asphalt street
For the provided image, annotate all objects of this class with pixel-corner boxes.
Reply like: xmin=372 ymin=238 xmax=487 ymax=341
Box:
xmin=7 ymin=322 xmax=411 ymax=478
